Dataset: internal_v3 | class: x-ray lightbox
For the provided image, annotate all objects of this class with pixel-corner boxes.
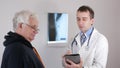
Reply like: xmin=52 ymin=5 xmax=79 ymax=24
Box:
xmin=48 ymin=13 xmax=68 ymax=44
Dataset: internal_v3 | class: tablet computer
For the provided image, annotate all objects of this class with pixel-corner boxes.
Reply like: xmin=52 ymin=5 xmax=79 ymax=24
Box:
xmin=64 ymin=54 xmax=80 ymax=64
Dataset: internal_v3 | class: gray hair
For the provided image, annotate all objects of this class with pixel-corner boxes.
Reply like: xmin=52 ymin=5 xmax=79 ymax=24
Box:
xmin=13 ymin=10 xmax=38 ymax=31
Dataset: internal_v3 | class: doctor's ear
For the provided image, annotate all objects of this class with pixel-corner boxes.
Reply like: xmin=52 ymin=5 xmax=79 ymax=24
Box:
xmin=91 ymin=19 xmax=95 ymax=25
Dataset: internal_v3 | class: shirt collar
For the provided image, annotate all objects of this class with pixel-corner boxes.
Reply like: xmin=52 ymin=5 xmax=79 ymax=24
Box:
xmin=80 ymin=26 xmax=94 ymax=38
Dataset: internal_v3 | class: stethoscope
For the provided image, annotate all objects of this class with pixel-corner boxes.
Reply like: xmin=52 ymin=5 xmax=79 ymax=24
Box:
xmin=71 ymin=28 xmax=94 ymax=52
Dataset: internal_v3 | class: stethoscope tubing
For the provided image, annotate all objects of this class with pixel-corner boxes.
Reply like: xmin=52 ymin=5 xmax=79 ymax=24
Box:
xmin=71 ymin=28 xmax=94 ymax=52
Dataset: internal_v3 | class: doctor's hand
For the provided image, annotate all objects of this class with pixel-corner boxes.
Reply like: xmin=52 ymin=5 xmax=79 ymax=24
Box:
xmin=62 ymin=57 xmax=83 ymax=68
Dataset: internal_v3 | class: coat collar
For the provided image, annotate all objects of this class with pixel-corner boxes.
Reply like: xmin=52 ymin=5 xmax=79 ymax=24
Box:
xmin=75 ymin=28 xmax=99 ymax=47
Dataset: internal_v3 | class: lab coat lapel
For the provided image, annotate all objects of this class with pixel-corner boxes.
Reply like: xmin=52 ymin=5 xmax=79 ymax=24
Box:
xmin=78 ymin=29 xmax=99 ymax=64
xmin=88 ymin=29 xmax=99 ymax=48
xmin=75 ymin=33 xmax=81 ymax=47
xmin=75 ymin=33 xmax=87 ymax=59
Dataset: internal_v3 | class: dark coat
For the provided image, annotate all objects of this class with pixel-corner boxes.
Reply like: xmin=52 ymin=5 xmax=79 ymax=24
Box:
xmin=1 ymin=31 xmax=44 ymax=68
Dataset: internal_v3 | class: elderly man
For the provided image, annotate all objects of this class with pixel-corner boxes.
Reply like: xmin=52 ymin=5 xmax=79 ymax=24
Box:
xmin=1 ymin=10 xmax=45 ymax=68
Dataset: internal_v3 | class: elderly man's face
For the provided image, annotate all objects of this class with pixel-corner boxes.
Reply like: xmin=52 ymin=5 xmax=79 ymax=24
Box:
xmin=22 ymin=17 xmax=39 ymax=42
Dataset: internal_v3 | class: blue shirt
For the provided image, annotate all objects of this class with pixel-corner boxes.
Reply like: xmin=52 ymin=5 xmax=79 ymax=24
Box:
xmin=80 ymin=26 xmax=94 ymax=42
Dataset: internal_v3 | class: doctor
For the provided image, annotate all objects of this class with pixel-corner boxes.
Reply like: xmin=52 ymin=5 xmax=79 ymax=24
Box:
xmin=63 ymin=5 xmax=108 ymax=68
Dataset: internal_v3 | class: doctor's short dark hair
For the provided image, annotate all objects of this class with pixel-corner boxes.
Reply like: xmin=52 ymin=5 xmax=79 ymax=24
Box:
xmin=77 ymin=5 xmax=94 ymax=19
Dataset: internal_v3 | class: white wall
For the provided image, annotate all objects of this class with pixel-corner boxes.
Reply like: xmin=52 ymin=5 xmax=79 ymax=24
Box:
xmin=0 ymin=0 xmax=120 ymax=68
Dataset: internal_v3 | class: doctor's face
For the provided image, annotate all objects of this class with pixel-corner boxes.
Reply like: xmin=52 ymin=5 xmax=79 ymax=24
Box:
xmin=76 ymin=11 xmax=94 ymax=33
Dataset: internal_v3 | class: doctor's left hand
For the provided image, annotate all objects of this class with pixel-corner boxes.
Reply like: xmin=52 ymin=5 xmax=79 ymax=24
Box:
xmin=63 ymin=57 xmax=83 ymax=68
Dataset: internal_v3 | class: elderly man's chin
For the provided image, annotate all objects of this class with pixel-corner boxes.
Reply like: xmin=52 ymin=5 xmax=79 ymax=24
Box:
xmin=29 ymin=37 xmax=35 ymax=42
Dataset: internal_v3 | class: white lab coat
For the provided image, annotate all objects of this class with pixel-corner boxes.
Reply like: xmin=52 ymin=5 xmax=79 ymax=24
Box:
xmin=68 ymin=28 xmax=108 ymax=68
